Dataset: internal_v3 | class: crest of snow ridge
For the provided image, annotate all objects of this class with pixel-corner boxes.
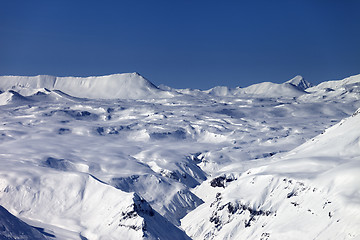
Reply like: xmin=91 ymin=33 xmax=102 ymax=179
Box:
xmin=1 ymin=73 xmax=360 ymax=100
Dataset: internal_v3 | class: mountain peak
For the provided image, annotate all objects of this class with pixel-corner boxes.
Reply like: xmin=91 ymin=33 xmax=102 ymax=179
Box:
xmin=132 ymin=72 xmax=141 ymax=76
xmin=286 ymin=75 xmax=312 ymax=90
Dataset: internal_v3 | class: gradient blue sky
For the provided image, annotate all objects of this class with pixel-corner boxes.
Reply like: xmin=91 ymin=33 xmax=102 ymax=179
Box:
xmin=1 ymin=1 xmax=359 ymax=89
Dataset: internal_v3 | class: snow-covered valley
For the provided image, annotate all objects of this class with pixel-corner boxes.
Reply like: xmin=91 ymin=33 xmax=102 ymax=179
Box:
xmin=0 ymin=73 xmax=359 ymax=239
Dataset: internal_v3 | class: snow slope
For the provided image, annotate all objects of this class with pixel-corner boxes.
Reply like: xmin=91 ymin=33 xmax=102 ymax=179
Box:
xmin=299 ymin=74 xmax=360 ymax=102
xmin=0 ymin=73 xmax=359 ymax=239
xmin=182 ymin=108 xmax=360 ymax=240
xmin=308 ymin=73 xmax=360 ymax=91
xmin=0 ymin=166 xmax=189 ymax=240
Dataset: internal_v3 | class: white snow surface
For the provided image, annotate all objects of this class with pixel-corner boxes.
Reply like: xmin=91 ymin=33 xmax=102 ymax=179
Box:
xmin=0 ymin=73 xmax=360 ymax=239
xmin=182 ymin=107 xmax=360 ymax=240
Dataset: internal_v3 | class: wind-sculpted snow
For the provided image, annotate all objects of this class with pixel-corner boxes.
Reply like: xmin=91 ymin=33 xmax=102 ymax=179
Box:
xmin=0 ymin=73 xmax=360 ymax=239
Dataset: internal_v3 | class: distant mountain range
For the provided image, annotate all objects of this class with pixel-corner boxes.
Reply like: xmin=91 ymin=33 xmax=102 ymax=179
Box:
xmin=1 ymin=73 xmax=358 ymax=100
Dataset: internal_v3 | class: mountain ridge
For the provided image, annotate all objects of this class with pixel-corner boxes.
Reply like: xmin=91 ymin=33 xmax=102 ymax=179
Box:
xmin=1 ymin=73 xmax=359 ymax=99
xmin=0 ymin=73 xmax=174 ymax=99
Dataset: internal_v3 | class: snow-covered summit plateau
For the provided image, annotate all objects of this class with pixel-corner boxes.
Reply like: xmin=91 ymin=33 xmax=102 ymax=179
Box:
xmin=0 ymin=72 xmax=175 ymax=99
xmin=0 ymin=73 xmax=359 ymax=239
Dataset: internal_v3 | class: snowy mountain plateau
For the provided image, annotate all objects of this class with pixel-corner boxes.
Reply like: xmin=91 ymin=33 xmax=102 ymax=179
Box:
xmin=0 ymin=73 xmax=359 ymax=239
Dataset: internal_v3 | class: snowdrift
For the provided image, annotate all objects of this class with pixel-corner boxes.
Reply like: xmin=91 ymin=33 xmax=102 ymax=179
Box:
xmin=0 ymin=73 xmax=175 ymax=99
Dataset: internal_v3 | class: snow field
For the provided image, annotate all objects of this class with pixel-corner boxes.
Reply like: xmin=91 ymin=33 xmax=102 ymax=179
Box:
xmin=0 ymin=73 xmax=359 ymax=239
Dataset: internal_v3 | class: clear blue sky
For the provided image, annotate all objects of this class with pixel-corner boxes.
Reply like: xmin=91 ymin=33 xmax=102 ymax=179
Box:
xmin=1 ymin=1 xmax=359 ymax=89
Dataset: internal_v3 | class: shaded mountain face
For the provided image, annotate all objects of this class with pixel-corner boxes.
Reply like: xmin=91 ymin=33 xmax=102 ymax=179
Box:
xmin=0 ymin=205 xmax=47 ymax=240
xmin=0 ymin=73 xmax=359 ymax=239
xmin=285 ymin=75 xmax=312 ymax=90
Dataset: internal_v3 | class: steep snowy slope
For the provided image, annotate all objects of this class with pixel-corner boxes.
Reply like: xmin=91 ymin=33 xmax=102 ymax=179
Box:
xmin=0 ymin=167 xmax=190 ymax=240
xmin=0 ymin=205 xmax=47 ymax=240
xmin=0 ymin=73 xmax=175 ymax=99
xmin=0 ymin=75 xmax=56 ymax=90
xmin=182 ymin=108 xmax=360 ymax=239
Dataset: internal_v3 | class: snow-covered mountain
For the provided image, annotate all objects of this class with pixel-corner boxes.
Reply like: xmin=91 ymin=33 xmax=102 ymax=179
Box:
xmin=0 ymin=73 xmax=359 ymax=239
xmin=0 ymin=72 xmax=176 ymax=99
xmin=285 ymin=75 xmax=312 ymax=90
xmin=238 ymin=81 xmax=306 ymax=97
xmin=205 ymin=75 xmax=312 ymax=98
